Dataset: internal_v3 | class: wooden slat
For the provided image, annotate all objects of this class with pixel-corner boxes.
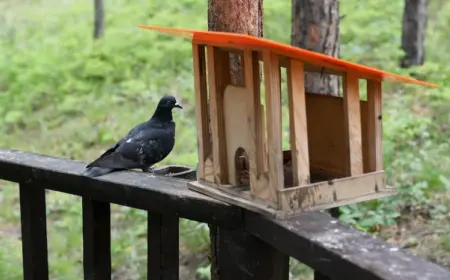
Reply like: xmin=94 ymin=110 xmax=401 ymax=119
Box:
xmin=287 ymin=59 xmax=310 ymax=186
xmin=82 ymin=198 xmax=111 ymax=280
xmin=242 ymin=49 xmax=271 ymax=200
xmin=279 ymin=171 xmax=393 ymax=212
xmin=206 ymin=46 xmax=230 ymax=184
xmin=343 ymin=73 xmax=363 ymax=176
xmin=192 ymin=43 xmax=210 ymax=181
xmin=366 ymin=79 xmax=383 ymax=172
xmin=262 ymin=50 xmax=284 ymax=198
xmin=19 ymin=182 xmax=49 ymax=280
xmin=243 ymin=49 xmax=264 ymax=176
xmin=147 ymin=212 xmax=179 ymax=280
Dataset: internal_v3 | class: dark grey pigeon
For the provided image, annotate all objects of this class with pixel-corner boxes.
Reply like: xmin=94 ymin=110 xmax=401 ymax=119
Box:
xmin=81 ymin=95 xmax=183 ymax=177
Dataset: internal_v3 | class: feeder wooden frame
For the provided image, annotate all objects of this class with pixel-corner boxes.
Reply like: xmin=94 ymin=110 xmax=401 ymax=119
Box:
xmin=138 ymin=25 xmax=438 ymax=219
xmin=187 ymin=43 xmax=395 ymax=219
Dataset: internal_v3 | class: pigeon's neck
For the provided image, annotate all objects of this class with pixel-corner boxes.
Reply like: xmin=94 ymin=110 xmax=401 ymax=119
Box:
xmin=150 ymin=107 xmax=173 ymax=123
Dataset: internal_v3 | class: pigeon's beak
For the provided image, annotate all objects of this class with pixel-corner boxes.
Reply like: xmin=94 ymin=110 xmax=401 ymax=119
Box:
xmin=174 ymin=103 xmax=183 ymax=109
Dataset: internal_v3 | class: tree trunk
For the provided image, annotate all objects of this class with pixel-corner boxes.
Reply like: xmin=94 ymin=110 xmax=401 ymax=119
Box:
xmin=93 ymin=0 xmax=105 ymax=39
xmin=208 ymin=0 xmax=263 ymax=85
xmin=401 ymin=0 xmax=428 ymax=68
xmin=292 ymin=3 xmax=340 ymax=278
xmin=207 ymin=2 xmax=290 ymax=279
xmin=291 ymin=0 xmax=340 ymax=96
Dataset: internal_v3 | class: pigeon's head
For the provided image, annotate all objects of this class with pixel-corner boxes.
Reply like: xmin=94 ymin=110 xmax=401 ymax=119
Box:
xmin=157 ymin=95 xmax=183 ymax=110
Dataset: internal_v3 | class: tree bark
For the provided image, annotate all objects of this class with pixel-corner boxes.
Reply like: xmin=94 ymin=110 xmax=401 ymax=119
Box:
xmin=93 ymin=0 xmax=105 ymax=39
xmin=291 ymin=3 xmax=340 ymax=277
xmin=208 ymin=0 xmax=263 ymax=85
xmin=291 ymin=0 xmax=340 ymax=96
xmin=401 ymin=0 xmax=428 ymax=68
xmin=207 ymin=2 xmax=290 ymax=279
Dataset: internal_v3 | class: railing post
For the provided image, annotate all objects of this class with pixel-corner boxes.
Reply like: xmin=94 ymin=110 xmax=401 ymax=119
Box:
xmin=209 ymin=224 xmax=290 ymax=279
xmin=147 ymin=212 xmax=179 ymax=280
xmin=19 ymin=182 xmax=49 ymax=280
xmin=82 ymin=198 xmax=111 ymax=280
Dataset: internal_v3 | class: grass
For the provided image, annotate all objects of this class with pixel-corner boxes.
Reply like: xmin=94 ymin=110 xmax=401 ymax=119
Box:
xmin=0 ymin=0 xmax=450 ymax=279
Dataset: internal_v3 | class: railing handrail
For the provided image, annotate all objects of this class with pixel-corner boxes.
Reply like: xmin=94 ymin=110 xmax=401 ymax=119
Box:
xmin=1 ymin=148 xmax=449 ymax=280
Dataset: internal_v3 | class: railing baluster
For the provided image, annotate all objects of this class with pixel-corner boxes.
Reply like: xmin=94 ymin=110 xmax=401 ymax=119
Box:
xmin=210 ymin=225 xmax=290 ymax=279
xmin=314 ymin=272 xmax=333 ymax=280
xmin=147 ymin=212 xmax=179 ymax=280
xmin=82 ymin=198 xmax=111 ymax=280
xmin=19 ymin=182 xmax=49 ymax=280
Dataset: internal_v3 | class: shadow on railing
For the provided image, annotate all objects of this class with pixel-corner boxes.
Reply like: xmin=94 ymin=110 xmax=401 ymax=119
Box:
xmin=0 ymin=148 xmax=449 ymax=280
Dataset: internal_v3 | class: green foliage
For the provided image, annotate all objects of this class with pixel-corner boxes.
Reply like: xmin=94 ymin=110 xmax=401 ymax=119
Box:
xmin=1 ymin=0 xmax=450 ymax=278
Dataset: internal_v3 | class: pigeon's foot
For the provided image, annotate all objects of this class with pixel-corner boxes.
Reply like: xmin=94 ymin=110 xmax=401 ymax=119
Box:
xmin=142 ymin=166 xmax=154 ymax=173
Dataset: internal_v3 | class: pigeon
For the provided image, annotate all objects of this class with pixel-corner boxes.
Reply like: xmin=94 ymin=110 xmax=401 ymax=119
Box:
xmin=81 ymin=95 xmax=183 ymax=177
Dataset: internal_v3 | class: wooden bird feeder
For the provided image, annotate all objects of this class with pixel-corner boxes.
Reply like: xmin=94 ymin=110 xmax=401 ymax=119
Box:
xmin=139 ymin=25 xmax=438 ymax=219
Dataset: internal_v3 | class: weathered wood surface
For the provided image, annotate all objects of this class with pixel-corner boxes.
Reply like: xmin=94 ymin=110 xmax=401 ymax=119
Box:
xmin=147 ymin=212 xmax=179 ymax=280
xmin=2 ymin=149 xmax=450 ymax=280
xmin=246 ymin=211 xmax=450 ymax=280
xmin=209 ymin=225 xmax=289 ymax=280
xmin=19 ymin=182 xmax=49 ymax=280
xmin=82 ymin=198 xmax=111 ymax=280
xmin=0 ymin=149 xmax=241 ymax=227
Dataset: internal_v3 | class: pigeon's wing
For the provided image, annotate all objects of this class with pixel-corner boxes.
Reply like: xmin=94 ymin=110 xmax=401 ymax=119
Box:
xmin=85 ymin=122 xmax=147 ymax=169
xmin=87 ymin=128 xmax=173 ymax=170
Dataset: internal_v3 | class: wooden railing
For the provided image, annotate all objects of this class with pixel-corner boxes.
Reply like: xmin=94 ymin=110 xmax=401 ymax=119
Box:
xmin=0 ymin=148 xmax=449 ymax=280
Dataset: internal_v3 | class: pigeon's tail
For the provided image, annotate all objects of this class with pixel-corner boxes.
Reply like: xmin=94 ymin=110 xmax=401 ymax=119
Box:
xmin=81 ymin=166 xmax=115 ymax=177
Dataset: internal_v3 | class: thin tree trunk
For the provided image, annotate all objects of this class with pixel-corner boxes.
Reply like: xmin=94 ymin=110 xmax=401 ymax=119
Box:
xmin=401 ymin=0 xmax=428 ymax=68
xmin=208 ymin=0 xmax=263 ymax=85
xmin=93 ymin=0 xmax=105 ymax=39
xmin=291 ymin=0 xmax=340 ymax=96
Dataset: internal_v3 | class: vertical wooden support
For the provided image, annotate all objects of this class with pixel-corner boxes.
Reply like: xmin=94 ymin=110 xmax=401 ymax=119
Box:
xmin=343 ymin=73 xmax=363 ymax=176
xmin=209 ymin=225 xmax=289 ymax=280
xmin=192 ymin=43 xmax=210 ymax=180
xmin=147 ymin=212 xmax=179 ymax=280
xmin=243 ymin=49 xmax=270 ymax=199
xmin=245 ymin=49 xmax=265 ymax=176
xmin=19 ymin=182 xmax=49 ymax=280
xmin=263 ymin=51 xmax=284 ymax=197
xmin=287 ymin=59 xmax=310 ymax=186
xmin=207 ymin=46 xmax=230 ymax=184
xmin=366 ymin=79 xmax=383 ymax=172
xmin=82 ymin=198 xmax=111 ymax=280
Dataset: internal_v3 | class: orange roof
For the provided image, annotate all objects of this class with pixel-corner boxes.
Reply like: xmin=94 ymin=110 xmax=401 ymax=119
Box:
xmin=138 ymin=25 xmax=438 ymax=88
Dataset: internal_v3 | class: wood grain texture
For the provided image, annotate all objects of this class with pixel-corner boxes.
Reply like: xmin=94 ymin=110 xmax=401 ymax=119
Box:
xmin=343 ymin=73 xmax=363 ymax=176
xmin=207 ymin=46 xmax=230 ymax=184
xmin=287 ymin=59 xmax=310 ymax=186
xmin=366 ymin=80 xmax=383 ymax=172
xmin=192 ymin=43 xmax=211 ymax=181
xmin=246 ymin=211 xmax=450 ymax=280
xmin=262 ymin=50 xmax=284 ymax=201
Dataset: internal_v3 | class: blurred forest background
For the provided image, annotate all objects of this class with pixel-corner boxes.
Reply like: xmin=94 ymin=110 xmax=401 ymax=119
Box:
xmin=1 ymin=0 xmax=450 ymax=279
